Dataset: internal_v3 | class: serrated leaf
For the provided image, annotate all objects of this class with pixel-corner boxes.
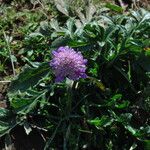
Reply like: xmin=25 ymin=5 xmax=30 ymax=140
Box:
xmin=10 ymin=97 xmax=33 ymax=110
xmin=0 ymin=120 xmax=16 ymax=137
xmin=10 ymin=90 xmax=46 ymax=114
xmin=0 ymin=108 xmax=17 ymax=137
xmin=8 ymin=62 xmax=50 ymax=93
xmin=0 ymin=108 xmax=10 ymax=118
xmin=0 ymin=121 xmax=10 ymax=136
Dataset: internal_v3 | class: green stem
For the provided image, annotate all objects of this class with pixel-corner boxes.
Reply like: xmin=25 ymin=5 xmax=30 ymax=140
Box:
xmin=3 ymin=31 xmax=16 ymax=77
xmin=67 ymin=86 xmax=72 ymax=114
xmin=44 ymin=119 xmax=62 ymax=150
xmin=66 ymin=79 xmax=74 ymax=116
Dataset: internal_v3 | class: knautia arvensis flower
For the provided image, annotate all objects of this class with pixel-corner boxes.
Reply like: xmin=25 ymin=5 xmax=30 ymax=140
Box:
xmin=50 ymin=46 xmax=87 ymax=82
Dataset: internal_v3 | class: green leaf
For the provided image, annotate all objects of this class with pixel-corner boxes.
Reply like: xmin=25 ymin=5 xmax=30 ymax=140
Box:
xmin=106 ymin=94 xmax=122 ymax=107
xmin=66 ymin=18 xmax=75 ymax=37
xmin=39 ymin=21 xmax=51 ymax=36
xmin=10 ymin=90 xmax=47 ymax=114
xmin=114 ymin=66 xmax=131 ymax=83
xmin=115 ymin=101 xmax=130 ymax=109
xmin=54 ymin=0 xmax=69 ymax=16
xmin=129 ymin=143 xmax=137 ymax=150
xmin=88 ymin=116 xmax=113 ymax=127
xmin=0 ymin=110 xmax=17 ymax=137
xmin=125 ymin=125 xmax=137 ymax=136
xmin=8 ymin=62 xmax=50 ymax=93
xmin=110 ymin=111 xmax=132 ymax=125
xmin=0 ymin=108 xmax=10 ymax=118
xmin=51 ymin=36 xmax=70 ymax=48
xmin=68 ymin=41 xmax=89 ymax=47
xmin=0 ymin=120 xmax=17 ymax=137
xmin=134 ymin=126 xmax=150 ymax=138
xmin=0 ymin=121 xmax=11 ymax=137
xmin=113 ymin=66 xmax=136 ymax=93
xmin=111 ymin=94 xmax=122 ymax=101
xmin=119 ymin=113 xmax=133 ymax=124
xmin=107 ymin=94 xmax=130 ymax=109
xmin=106 ymin=3 xmax=123 ymax=13
xmin=89 ymin=77 xmax=106 ymax=91
xmin=144 ymin=140 xmax=150 ymax=150
xmin=10 ymin=97 xmax=33 ymax=110
xmin=89 ymin=63 xmax=99 ymax=77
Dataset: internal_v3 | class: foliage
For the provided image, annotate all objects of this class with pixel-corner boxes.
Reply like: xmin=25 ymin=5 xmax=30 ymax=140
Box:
xmin=0 ymin=0 xmax=56 ymax=77
xmin=0 ymin=1 xmax=150 ymax=149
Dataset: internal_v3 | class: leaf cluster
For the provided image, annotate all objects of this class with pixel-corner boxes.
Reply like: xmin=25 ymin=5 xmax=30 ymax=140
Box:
xmin=0 ymin=4 xmax=150 ymax=150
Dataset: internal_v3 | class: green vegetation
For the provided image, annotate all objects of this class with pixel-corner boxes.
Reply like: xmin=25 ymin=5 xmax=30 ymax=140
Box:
xmin=0 ymin=0 xmax=150 ymax=149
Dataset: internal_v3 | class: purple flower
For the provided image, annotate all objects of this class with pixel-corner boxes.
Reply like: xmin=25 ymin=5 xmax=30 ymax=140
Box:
xmin=50 ymin=46 xmax=87 ymax=82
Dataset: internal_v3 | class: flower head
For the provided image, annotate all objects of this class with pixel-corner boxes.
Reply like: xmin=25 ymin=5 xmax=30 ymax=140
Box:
xmin=50 ymin=46 xmax=87 ymax=82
